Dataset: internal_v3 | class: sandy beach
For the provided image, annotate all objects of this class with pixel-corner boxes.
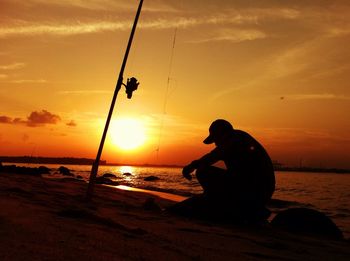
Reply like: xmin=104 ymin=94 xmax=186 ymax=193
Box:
xmin=1 ymin=172 xmax=349 ymax=261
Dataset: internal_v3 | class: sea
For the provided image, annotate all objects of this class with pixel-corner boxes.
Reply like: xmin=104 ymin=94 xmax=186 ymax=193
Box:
xmin=7 ymin=163 xmax=350 ymax=239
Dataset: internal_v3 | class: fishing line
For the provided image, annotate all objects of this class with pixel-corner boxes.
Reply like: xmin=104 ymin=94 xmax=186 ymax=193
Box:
xmin=155 ymin=28 xmax=178 ymax=159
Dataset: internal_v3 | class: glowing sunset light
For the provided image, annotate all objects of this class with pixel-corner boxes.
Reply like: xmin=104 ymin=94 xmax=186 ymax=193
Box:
xmin=119 ymin=165 xmax=134 ymax=175
xmin=109 ymin=118 xmax=146 ymax=151
xmin=0 ymin=0 xmax=349 ymax=169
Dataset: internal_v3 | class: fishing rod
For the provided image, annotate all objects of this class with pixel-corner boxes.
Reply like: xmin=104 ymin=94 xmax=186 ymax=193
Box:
xmin=156 ymin=28 xmax=177 ymax=159
xmin=86 ymin=0 xmax=144 ymax=199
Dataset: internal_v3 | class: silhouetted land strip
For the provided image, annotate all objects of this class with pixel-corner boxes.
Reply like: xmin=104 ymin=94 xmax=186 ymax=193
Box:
xmin=0 ymin=156 xmax=349 ymax=173
xmin=275 ymin=166 xmax=350 ymax=174
xmin=0 ymin=156 xmax=181 ymax=168
xmin=0 ymin=156 xmax=106 ymax=165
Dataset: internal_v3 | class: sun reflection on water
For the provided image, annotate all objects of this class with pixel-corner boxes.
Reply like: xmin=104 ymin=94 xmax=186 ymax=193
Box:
xmin=119 ymin=166 xmax=134 ymax=174
xmin=119 ymin=166 xmax=136 ymax=182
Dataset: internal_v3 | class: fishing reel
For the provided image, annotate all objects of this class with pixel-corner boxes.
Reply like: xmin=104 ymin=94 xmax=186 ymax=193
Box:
xmin=123 ymin=77 xmax=139 ymax=99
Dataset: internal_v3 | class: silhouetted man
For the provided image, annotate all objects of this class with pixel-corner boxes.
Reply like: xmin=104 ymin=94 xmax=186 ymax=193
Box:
xmin=182 ymin=119 xmax=275 ymax=222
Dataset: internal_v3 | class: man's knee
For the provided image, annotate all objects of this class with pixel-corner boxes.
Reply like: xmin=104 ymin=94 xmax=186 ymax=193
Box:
xmin=195 ymin=166 xmax=208 ymax=182
xmin=195 ymin=166 xmax=226 ymax=181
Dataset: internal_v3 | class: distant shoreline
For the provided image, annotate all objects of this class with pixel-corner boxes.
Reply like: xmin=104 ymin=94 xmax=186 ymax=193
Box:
xmin=1 ymin=156 xmax=349 ymax=174
xmin=0 ymin=156 xmax=182 ymax=169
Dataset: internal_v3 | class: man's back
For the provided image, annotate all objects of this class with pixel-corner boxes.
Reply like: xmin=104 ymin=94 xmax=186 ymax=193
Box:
xmin=214 ymin=130 xmax=275 ymax=204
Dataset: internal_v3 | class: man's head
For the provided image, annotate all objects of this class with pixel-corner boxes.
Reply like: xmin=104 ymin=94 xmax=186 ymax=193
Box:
xmin=203 ymin=119 xmax=234 ymax=145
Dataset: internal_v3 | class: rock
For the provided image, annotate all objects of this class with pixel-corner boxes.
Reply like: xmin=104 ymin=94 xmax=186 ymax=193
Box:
xmin=61 ymin=177 xmax=84 ymax=183
xmin=271 ymin=208 xmax=343 ymax=239
xmin=143 ymin=198 xmax=162 ymax=212
xmin=58 ymin=166 xmax=74 ymax=176
xmin=102 ymin=173 xmax=117 ymax=178
xmin=76 ymin=175 xmax=83 ymax=179
xmin=0 ymin=165 xmax=43 ymax=176
xmin=95 ymin=176 xmax=119 ymax=186
xmin=0 ymin=165 xmax=15 ymax=173
xmin=38 ymin=166 xmax=51 ymax=174
xmin=123 ymin=172 xmax=132 ymax=176
xmin=144 ymin=176 xmax=160 ymax=181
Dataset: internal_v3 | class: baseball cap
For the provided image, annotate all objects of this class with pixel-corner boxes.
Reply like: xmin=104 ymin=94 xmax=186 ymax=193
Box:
xmin=203 ymin=119 xmax=234 ymax=144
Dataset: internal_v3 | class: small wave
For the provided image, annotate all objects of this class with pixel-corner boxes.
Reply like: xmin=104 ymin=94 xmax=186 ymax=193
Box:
xmin=268 ymin=198 xmax=314 ymax=209
xmin=276 ymin=188 xmax=306 ymax=193
xmin=335 ymin=208 xmax=350 ymax=214
xmin=137 ymin=185 xmax=196 ymax=198
xmin=331 ymin=213 xmax=350 ymax=218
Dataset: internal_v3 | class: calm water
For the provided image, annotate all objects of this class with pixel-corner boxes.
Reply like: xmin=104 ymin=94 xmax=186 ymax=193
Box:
xmin=9 ymin=163 xmax=350 ymax=238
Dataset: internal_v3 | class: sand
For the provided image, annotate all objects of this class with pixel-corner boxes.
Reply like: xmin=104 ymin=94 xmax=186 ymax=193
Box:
xmin=1 ymin=172 xmax=349 ymax=261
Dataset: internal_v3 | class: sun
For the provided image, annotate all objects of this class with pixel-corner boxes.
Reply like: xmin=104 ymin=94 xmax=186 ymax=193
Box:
xmin=109 ymin=118 xmax=146 ymax=151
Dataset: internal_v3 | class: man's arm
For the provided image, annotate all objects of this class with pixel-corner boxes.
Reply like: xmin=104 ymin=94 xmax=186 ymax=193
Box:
xmin=182 ymin=149 xmax=220 ymax=180
xmin=182 ymin=159 xmax=201 ymax=180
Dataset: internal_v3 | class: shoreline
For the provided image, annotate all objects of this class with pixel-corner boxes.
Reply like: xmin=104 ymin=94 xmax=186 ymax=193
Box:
xmin=112 ymin=185 xmax=187 ymax=202
xmin=1 ymin=159 xmax=350 ymax=174
xmin=1 ymin=171 xmax=350 ymax=260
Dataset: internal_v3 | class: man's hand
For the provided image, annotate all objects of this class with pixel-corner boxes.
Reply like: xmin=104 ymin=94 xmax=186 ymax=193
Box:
xmin=182 ymin=165 xmax=194 ymax=180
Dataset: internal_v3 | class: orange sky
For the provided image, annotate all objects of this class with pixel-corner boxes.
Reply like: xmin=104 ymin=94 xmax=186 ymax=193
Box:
xmin=1 ymin=0 xmax=350 ymax=168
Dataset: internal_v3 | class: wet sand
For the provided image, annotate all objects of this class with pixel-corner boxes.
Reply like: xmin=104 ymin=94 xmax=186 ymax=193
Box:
xmin=114 ymin=184 xmax=187 ymax=202
xmin=1 ymin=172 xmax=349 ymax=261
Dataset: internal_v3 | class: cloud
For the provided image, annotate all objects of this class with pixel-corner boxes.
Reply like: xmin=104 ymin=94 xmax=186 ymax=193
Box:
xmin=0 ymin=110 xmax=61 ymax=127
xmin=0 ymin=21 xmax=131 ymax=38
xmin=1 ymin=1 xmax=349 ymax=42
xmin=189 ymin=28 xmax=267 ymax=43
xmin=27 ymin=110 xmax=61 ymax=127
xmin=25 ymin=0 xmax=140 ymax=11
xmin=0 ymin=116 xmax=13 ymax=124
xmin=287 ymin=94 xmax=350 ymax=101
xmin=10 ymin=79 xmax=47 ymax=84
xmin=58 ymin=90 xmax=110 ymax=95
xmin=13 ymin=118 xmax=27 ymax=124
xmin=0 ymin=63 xmax=45 ymax=84
xmin=0 ymin=62 xmax=26 ymax=70
xmin=0 ymin=6 xmax=300 ymax=39
xmin=0 ymin=17 xmax=263 ymax=39
xmin=326 ymin=26 xmax=350 ymax=37
xmin=66 ymin=120 xmax=77 ymax=127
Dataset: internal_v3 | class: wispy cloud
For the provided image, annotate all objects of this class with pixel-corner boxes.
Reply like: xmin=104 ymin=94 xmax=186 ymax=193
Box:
xmin=10 ymin=79 xmax=47 ymax=84
xmin=0 ymin=21 xmax=130 ymax=38
xmin=326 ymin=27 xmax=350 ymax=37
xmin=0 ymin=63 xmax=45 ymax=84
xmin=302 ymin=7 xmax=350 ymax=38
xmin=26 ymin=0 xmax=140 ymax=11
xmin=0 ymin=62 xmax=26 ymax=70
xmin=287 ymin=93 xmax=350 ymax=101
xmin=0 ymin=6 xmax=300 ymax=39
xmin=190 ymin=28 xmax=267 ymax=43
xmin=0 ymin=17 xmax=264 ymax=38
xmin=58 ymin=90 xmax=111 ymax=95
xmin=0 ymin=19 xmax=206 ymax=38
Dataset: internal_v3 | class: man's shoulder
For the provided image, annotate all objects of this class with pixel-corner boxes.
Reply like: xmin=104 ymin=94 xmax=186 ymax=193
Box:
xmin=234 ymin=129 xmax=247 ymax=135
xmin=232 ymin=129 xmax=259 ymax=145
xmin=233 ymin=129 xmax=251 ymax=139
